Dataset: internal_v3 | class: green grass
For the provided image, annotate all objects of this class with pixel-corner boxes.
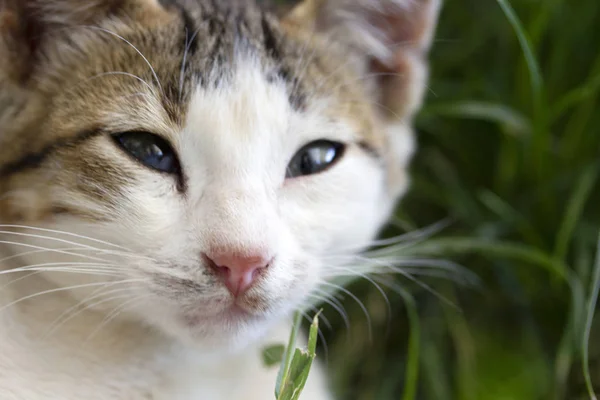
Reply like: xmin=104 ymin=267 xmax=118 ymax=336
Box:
xmin=294 ymin=0 xmax=600 ymax=399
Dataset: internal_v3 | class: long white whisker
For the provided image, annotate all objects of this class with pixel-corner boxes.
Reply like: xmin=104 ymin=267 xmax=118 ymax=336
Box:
xmin=0 ymin=247 xmax=90 ymax=264
xmin=117 ymin=92 xmax=156 ymax=102
xmin=318 ymin=281 xmax=372 ymax=342
xmin=369 ymin=219 xmax=452 ymax=249
xmin=179 ymin=27 xmax=201 ymax=101
xmin=48 ymin=293 xmax=135 ymax=340
xmin=87 ymin=26 xmax=163 ymax=94
xmin=83 ymin=295 xmax=150 ymax=344
xmin=331 ymin=254 xmax=477 ymax=283
xmin=307 ymin=292 xmax=350 ymax=334
xmin=339 ymin=256 xmax=467 ymax=306
xmin=1 ymin=261 xmax=123 ymax=275
xmin=0 ymin=225 xmax=131 ymax=251
xmin=0 ymin=240 xmax=127 ymax=263
xmin=0 ymin=231 xmax=120 ymax=258
xmin=42 ymin=284 xmax=139 ymax=339
xmin=325 ymin=219 xmax=451 ymax=256
xmin=0 ymin=246 xmax=154 ymax=266
xmin=0 ymin=268 xmax=123 ymax=281
xmin=0 ymin=279 xmax=143 ymax=314
xmin=325 ymin=266 xmax=476 ymax=286
xmin=74 ymin=71 xmax=156 ymax=96
xmin=303 ymin=304 xmax=333 ymax=331
xmin=326 ymin=265 xmax=391 ymax=325
xmin=0 ymin=271 xmax=42 ymax=291
xmin=372 ymin=275 xmax=460 ymax=311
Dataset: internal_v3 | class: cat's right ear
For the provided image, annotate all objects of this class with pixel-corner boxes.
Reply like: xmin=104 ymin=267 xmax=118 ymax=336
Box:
xmin=282 ymin=0 xmax=441 ymax=121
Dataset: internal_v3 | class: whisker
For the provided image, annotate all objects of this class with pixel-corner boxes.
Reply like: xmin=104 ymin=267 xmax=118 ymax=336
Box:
xmin=116 ymin=92 xmax=156 ymax=102
xmin=42 ymin=285 xmax=139 ymax=340
xmin=326 ymin=265 xmax=391 ymax=329
xmin=0 ymin=240 xmax=133 ymax=264
xmin=0 ymin=279 xmax=144 ymax=314
xmin=0 ymin=224 xmax=131 ymax=251
xmin=325 ymin=219 xmax=451 ymax=256
xmin=307 ymin=292 xmax=350 ymax=335
xmin=86 ymin=26 xmax=163 ymax=94
xmin=1 ymin=261 xmax=123 ymax=276
xmin=318 ymin=281 xmax=372 ymax=342
xmin=325 ymin=266 xmax=476 ymax=286
xmin=0 ymin=268 xmax=123 ymax=283
xmin=334 ymin=255 xmax=468 ymax=307
xmin=324 ymin=256 xmax=478 ymax=285
xmin=369 ymin=219 xmax=452 ymax=249
xmin=74 ymin=71 xmax=156 ymax=96
xmin=83 ymin=294 xmax=150 ymax=344
xmin=0 ymin=247 xmax=90 ymax=264
xmin=339 ymin=252 xmax=473 ymax=276
xmin=179 ymin=27 xmax=201 ymax=101
xmin=302 ymin=304 xmax=333 ymax=331
xmin=372 ymin=275 xmax=461 ymax=311
xmin=0 ymin=271 xmax=43 ymax=292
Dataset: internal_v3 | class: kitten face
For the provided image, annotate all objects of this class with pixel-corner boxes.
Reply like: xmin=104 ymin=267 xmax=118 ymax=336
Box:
xmin=0 ymin=0 xmax=439 ymax=352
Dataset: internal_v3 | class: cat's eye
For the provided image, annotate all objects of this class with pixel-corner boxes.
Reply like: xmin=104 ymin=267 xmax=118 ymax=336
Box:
xmin=286 ymin=140 xmax=346 ymax=179
xmin=113 ymin=132 xmax=179 ymax=174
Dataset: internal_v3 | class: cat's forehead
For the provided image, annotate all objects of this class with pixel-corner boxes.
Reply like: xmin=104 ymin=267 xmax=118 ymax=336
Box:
xmin=0 ymin=0 xmax=383 ymax=181
xmin=50 ymin=0 xmax=374 ymax=132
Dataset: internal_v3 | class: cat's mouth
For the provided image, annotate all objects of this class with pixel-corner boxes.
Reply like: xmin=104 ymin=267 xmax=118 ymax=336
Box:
xmin=181 ymin=303 xmax=262 ymax=328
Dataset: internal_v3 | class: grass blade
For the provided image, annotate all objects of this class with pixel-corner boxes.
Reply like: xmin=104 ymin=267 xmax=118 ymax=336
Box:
xmin=276 ymin=312 xmax=303 ymax=398
xmin=276 ymin=312 xmax=320 ymax=400
xmin=554 ymin=164 xmax=599 ymax=262
xmin=423 ymin=101 xmax=532 ymax=136
xmin=495 ymin=0 xmax=549 ymax=182
xmin=495 ymin=0 xmax=543 ymax=111
xmin=398 ymin=289 xmax=420 ymax=400
xmin=582 ymin=234 xmax=600 ymax=400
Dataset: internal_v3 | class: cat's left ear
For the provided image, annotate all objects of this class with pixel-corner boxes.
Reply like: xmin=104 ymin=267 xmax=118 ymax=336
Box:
xmin=0 ymin=0 xmax=166 ymax=83
xmin=283 ymin=0 xmax=441 ymax=121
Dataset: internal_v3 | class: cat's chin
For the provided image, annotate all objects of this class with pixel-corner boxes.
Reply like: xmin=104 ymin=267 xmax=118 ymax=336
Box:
xmin=181 ymin=304 xmax=259 ymax=330
xmin=139 ymin=301 xmax=280 ymax=355
xmin=176 ymin=311 xmax=276 ymax=355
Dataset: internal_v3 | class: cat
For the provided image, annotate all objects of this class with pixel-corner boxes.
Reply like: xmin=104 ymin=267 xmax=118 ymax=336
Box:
xmin=0 ymin=0 xmax=440 ymax=398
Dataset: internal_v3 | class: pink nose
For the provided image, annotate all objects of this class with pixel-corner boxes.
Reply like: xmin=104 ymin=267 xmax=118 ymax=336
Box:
xmin=204 ymin=252 xmax=271 ymax=296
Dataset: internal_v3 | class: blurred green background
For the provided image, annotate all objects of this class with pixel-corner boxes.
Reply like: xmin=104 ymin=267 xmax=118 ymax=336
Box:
xmin=278 ymin=0 xmax=600 ymax=399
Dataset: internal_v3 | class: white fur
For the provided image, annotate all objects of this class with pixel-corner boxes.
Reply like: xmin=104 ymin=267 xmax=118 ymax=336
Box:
xmin=0 ymin=58 xmax=392 ymax=399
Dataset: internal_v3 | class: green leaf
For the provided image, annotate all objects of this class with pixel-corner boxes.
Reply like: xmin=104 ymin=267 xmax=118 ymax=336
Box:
xmin=277 ymin=349 xmax=314 ymax=400
xmin=263 ymin=344 xmax=286 ymax=368
xmin=276 ymin=312 xmax=320 ymax=400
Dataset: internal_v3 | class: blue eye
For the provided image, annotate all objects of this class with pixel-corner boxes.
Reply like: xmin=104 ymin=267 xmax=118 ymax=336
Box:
xmin=114 ymin=132 xmax=179 ymax=174
xmin=286 ymin=140 xmax=346 ymax=179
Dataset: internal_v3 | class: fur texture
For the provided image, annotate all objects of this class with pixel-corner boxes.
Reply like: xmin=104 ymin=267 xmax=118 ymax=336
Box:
xmin=0 ymin=0 xmax=440 ymax=398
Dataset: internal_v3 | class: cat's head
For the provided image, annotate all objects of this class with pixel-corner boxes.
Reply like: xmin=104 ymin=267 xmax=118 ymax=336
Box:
xmin=0 ymin=0 xmax=439 ymax=352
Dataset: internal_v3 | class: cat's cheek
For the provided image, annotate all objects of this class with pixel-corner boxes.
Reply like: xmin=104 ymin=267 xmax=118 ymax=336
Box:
xmin=280 ymin=155 xmax=388 ymax=255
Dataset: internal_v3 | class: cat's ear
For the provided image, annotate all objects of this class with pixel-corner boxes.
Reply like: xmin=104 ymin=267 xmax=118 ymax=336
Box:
xmin=0 ymin=0 xmax=164 ymax=82
xmin=284 ymin=0 xmax=441 ymax=120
